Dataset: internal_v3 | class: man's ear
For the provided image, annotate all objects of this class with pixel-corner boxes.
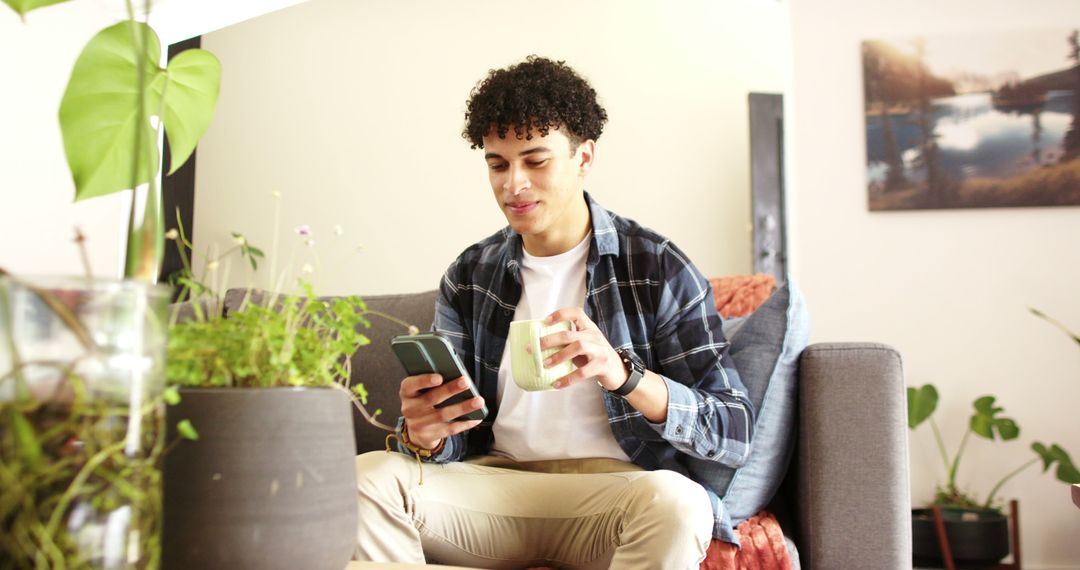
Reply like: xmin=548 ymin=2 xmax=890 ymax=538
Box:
xmin=576 ymin=139 xmax=596 ymax=175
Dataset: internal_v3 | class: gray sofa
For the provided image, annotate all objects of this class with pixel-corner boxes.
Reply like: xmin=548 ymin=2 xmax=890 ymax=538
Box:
xmin=302 ymin=289 xmax=911 ymax=570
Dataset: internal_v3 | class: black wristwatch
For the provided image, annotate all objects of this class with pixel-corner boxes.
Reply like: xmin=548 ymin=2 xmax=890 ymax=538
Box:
xmin=606 ymin=348 xmax=645 ymax=398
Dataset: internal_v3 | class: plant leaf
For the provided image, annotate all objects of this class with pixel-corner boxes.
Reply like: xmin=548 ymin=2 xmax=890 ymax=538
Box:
xmin=994 ymin=418 xmax=1019 ymax=440
xmin=1032 ymin=442 xmax=1080 ymax=484
xmin=2 ymin=0 xmax=69 ymax=18
xmin=970 ymin=395 xmax=1018 ymax=440
xmin=970 ymin=412 xmax=992 ymax=438
xmin=163 ymin=385 xmax=181 ymax=405
xmin=351 ymin=383 xmax=369 ymax=405
xmin=60 ymin=21 xmax=164 ymax=201
xmin=1051 ymin=444 xmax=1080 ymax=483
xmin=973 ymin=395 xmax=997 ymax=415
xmin=1032 ymin=441 xmax=1051 ymax=469
xmin=176 ymin=419 xmax=199 ymax=441
xmin=907 ymin=384 xmax=937 ymax=429
xmin=157 ymin=48 xmax=221 ymax=175
xmin=10 ymin=410 xmax=42 ymax=470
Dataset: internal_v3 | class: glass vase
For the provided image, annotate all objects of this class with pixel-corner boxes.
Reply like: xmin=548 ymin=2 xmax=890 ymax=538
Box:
xmin=0 ymin=276 xmax=170 ymax=569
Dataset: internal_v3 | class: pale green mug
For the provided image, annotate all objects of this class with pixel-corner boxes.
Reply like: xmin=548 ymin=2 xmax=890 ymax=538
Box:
xmin=509 ymin=319 xmax=576 ymax=391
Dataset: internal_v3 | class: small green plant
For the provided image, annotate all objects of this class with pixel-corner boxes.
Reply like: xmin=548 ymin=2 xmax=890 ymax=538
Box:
xmin=907 ymin=384 xmax=1080 ymax=511
xmin=162 ymin=209 xmax=413 ymax=431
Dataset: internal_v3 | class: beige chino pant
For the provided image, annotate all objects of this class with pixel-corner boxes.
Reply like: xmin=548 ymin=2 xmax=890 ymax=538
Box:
xmin=354 ymin=451 xmax=713 ymax=570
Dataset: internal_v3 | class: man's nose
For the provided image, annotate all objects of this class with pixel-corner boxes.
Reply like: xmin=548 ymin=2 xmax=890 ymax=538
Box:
xmin=503 ymin=164 xmax=529 ymax=194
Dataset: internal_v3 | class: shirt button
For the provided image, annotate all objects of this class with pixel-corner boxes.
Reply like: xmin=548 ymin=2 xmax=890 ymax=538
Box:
xmin=706 ymin=450 xmax=715 ymax=457
xmin=675 ymin=426 xmax=683 ymax=434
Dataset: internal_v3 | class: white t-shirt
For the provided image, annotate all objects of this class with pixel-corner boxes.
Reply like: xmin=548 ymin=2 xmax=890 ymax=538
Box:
xmin=491 ymin=233 xmax=631 ymax=462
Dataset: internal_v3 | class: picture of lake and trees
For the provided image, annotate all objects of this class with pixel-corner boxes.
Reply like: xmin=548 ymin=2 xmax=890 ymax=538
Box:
xmin=863 ymin=30 xmax=1080 ymax=211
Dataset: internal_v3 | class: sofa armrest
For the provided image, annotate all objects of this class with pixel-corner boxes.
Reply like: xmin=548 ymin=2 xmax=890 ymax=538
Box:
xmin=796 ymin=342 xmax=911 ymax=570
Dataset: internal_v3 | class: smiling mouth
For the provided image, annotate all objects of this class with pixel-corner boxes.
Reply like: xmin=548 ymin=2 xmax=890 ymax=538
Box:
xmin=507 ymin=202 xmax=538 ymax=215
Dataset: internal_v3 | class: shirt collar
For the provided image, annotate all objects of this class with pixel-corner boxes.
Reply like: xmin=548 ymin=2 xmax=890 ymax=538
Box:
xmin=503 ymin=191 xmax=618 ymax=279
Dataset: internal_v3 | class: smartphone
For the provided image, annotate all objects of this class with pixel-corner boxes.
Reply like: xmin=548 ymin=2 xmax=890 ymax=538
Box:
xmin=390 ymin=332 xmax=488 ymax=422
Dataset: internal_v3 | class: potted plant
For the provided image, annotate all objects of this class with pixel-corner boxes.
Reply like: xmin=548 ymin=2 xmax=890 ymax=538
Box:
xmin=157 ymin=216 xmax=408 ymax=570
xmin=1 ymin=0 xmax=220 ymax=567
xmin=907 ymin=384 xmax=1080 ymax=567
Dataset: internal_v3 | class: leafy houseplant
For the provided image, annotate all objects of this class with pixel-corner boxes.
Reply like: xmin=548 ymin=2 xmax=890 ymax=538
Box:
xmin=156 ymin=217 xmax=410 ymax=569
xmin=907 ymin=383 xmax=1080 ymax=566
xmin=907 ymin=384 xmax=1080 ymax=511
xmin=1 ymin=1 xmax=220 ymax=567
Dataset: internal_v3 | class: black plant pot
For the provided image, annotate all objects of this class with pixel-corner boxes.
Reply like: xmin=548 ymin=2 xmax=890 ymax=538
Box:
xmin=912 ymin=507 xmax=1010 ymax=568
xmin=163 ymin=388 xmax=358 ymax=570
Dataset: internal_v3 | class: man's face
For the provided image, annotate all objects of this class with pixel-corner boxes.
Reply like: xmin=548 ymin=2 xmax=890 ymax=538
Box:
xmin=482 ymin=127 xmax=594 ymax=254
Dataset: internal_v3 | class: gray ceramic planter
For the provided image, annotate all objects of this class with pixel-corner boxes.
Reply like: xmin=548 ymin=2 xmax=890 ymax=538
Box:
xmin=163 ymin=387 xmax=357 ymax=570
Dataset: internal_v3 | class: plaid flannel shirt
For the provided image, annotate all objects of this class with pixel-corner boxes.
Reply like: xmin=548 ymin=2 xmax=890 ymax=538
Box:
xmin=395 ymin=192 xmax=754 ymax=543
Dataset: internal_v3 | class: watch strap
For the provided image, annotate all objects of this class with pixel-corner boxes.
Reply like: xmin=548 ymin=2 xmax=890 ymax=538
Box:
xmin=610 ymin=348 xmax=644 ymax=397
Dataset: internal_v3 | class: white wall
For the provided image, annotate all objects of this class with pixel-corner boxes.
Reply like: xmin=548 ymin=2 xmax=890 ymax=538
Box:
xmin=0 ymin=3 xmax=128 ymax=278
xmin=788 ymin=1 xmax=1080 ymax=567
xmin=193 ymin=0 xmax=790 ymax=296
xmin=0 ymin=0 xmax=308 ymax=279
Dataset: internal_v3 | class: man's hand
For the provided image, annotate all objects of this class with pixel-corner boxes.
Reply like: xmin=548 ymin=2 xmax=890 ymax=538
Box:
xmin=538 ymin=307 xmax=629 ymax=391
xmin=399 ymin=374 xmax=484 ymax=451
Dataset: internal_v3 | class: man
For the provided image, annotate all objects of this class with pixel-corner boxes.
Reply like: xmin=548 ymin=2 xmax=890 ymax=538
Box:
xmin=355 ymin=55 xmax=753 ymax=570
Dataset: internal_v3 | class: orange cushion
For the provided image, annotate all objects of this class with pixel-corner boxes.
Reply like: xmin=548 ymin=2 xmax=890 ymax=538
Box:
xmin=709 ymin=274 xmax=777 ymax=318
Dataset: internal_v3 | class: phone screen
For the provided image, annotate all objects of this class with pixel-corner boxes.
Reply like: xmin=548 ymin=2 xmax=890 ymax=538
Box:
xmin=390 ymin=334 xmax=487 ymax=422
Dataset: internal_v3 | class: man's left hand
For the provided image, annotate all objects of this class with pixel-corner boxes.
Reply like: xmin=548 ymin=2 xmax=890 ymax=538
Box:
xmin=539 ymin=307 xmax=629 ymax=391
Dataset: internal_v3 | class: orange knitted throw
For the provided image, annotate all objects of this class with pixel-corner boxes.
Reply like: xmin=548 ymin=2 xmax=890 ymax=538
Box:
xmin=709 ymin=274 xmax=777 ymax=318
xmin=700 ymin=512 xmax=793 ymax=570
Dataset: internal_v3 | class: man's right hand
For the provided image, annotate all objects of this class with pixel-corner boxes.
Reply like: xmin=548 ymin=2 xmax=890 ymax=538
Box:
xmin=399 ymin=373 xmax=485 ymax=451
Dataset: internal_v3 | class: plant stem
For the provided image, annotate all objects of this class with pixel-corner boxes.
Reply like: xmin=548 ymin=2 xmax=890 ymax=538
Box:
xmin=42 ymin=440 xmax=127 ymax=544
xmin=949 ymin=427 xmax=972 ymax=493
xmin=331 ymin=382 xmax=394 ymax=431
xmin=269 ymin=192 xmax=282 ymax=294
xmin=0 ymin=281 xmax=30 ymax=401
xmin=984 ymin=457 xmax=1039 ymax=508
xmin=1030 ymin=307 xmax=1080 ymax=345
xmin=929 ymin=418 xmax=952 ymax=476
xmin=121 ymin=0 xmax=162 ymax=283
xmin=73 ymin=227 xmax=92 ymax=282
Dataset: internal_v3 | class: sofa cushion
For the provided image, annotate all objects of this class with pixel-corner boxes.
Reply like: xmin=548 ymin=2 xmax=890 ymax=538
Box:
xmin=223 ymin=288 xmax=438 ymax=454
xmin=716 ymin=281 xmax=810 ymax=524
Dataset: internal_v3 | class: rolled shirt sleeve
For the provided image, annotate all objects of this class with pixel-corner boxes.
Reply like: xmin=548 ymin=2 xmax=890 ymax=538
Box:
xmin=643 ymin=241 xmax=755 ymax=467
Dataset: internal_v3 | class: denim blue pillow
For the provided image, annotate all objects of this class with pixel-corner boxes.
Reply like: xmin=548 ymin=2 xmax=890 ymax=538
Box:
xmin=717 ymin=281 xmax=810 ymax=524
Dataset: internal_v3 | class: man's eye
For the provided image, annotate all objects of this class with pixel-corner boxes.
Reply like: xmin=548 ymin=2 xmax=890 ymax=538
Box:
xmin=527 ymin=160 xmax=549 ymax=168
xmin=488 ymin=163 xmax=508 ymax=171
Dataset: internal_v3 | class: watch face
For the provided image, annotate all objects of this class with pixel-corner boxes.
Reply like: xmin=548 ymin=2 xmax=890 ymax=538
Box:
xmin=619 ymin=348 xmax=643 ymax=369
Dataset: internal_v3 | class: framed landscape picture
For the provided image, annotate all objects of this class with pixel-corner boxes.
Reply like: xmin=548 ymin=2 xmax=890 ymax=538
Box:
xmin=862 ymin=29 xmax=1080 ymax=211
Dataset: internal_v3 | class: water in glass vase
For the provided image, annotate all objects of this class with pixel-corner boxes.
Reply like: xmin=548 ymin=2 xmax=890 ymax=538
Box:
xmin=0 ymin=276 xmax=169 ymax=569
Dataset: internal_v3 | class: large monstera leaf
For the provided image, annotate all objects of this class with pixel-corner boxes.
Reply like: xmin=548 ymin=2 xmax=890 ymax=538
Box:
xmin=154 ymin=48 xmax=222 ymax=174
xmin=1032 ymin=442 xmax=1080 ymax=484
xmin=59 ymin=21 xmax=220 ymax=201
xmin=970 ymin=396 xmax=1020 ymax=441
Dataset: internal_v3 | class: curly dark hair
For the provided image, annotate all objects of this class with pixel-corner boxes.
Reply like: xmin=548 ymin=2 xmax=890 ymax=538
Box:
xmin=462 ymin=55 xmax=608 ymax=150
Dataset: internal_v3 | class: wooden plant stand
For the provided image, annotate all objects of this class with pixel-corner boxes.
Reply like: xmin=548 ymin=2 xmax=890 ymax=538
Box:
xmin=930 ymin=499 xmax=1021 ymax=570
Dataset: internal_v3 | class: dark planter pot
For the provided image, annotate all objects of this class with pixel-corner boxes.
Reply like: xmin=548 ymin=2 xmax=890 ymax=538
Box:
xmin=912 ymin=507 xmax=1010 ymax=568
xmin=163 ymin=387 xmax=358 ymax=570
